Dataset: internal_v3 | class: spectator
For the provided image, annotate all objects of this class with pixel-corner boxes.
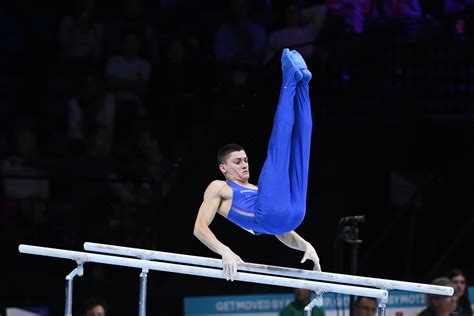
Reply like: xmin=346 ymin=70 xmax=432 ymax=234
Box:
xmin=110 ymin=122 xmax=181 ymax=225
xmin=105 ymin=29 xmax=151 ymax=124
xmin=212 ymin=0 xmax=267 ymax=67
xmin=66 ymin=69 xmax=116 ymax=153
xmin=153 ymin=32 xmax=205 ymax=140
xmin=1 ymin=117 xmax=49 ymax=201
xmin=80 ymin=297 xmax=107 ymax=316
xmin=1 ymin=117 xmax=49 ymax=229
xmin=133 ymin=124 xmax=180 ymax=201
xmin=381 ymin=0 xmax=422 ymax=18
xmin=353 ymin=296 xmax=378 ymax=316
xmin=104 ymin=0 xmax=160 ymax=63
xmin=208 ymin=1 xmax=272 ymax=127
xmin=447 ymin=268 xmax=473 ymax=316
xmin=58 ymin=0 xmax=104 ymax=70
xmin=64 ymin=124 xmax=125 ymax=240
xmin=444 ymin=0 xmax=474 ymax=15
xmin=264 ymin=1 xmax=327 ymax=67
xmin=443 ymin=0 xmax=474 ymax=40
xmin=419 ymin=277 xmax=458 ymax=316
xmin=210 ymin=0 xmax=268 ymax=103
xmin=379 ymin=0 xmax=423 ymax=40
xmin=322 ymin=0 xmax=372 ymax=36
xmin=280 ymin=288 xmax=326 ymax=316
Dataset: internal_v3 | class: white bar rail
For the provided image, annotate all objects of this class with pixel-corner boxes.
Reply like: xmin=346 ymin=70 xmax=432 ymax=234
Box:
xmin=83 ymin=242 xmax=453 ymax=296
xmin=18 ymin=244 xmax=389 ymax=300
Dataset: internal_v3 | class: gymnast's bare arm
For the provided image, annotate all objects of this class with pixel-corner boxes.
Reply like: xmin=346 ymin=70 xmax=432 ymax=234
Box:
xmin=193 ymin=180 xmax=244 ymax=281
xmin=276 ymin=231 xmax=322 ymax=271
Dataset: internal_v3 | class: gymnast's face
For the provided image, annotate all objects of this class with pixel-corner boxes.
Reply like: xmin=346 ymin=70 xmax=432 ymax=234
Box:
xmin=220 ymin=150 xmax=250 ymax=182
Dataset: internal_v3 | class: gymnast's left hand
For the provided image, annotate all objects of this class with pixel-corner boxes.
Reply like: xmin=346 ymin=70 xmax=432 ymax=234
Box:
xmin=301 ymin=242 xmax=321 ymax=272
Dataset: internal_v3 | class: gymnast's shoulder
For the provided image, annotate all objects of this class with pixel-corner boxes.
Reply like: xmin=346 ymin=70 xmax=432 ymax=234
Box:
xmin=204 ymin=180 xmax=231 ymax=196
xmin=204 ymin=180 xmax=232 ymax=197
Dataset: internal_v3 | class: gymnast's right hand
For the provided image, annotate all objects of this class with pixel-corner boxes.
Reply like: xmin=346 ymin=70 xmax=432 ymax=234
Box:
xmin=221 ymin=247 xmax=244 ymax=281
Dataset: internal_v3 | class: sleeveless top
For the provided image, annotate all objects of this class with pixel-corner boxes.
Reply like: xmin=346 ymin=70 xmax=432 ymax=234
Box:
xmin=226 ymin=181 xmax=268 ymax=235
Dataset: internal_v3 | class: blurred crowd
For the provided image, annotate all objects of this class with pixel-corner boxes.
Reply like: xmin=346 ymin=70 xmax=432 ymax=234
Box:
xmin=0 ymin=0 xmax=472 ymax=242
xmin=0 ymin=0 xmax=473 ymax=313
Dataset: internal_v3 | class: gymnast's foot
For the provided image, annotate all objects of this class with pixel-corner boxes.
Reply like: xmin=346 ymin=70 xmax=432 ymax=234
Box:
xmin=281 ymin=48 xmax=303 ymax=83
xmin=289 ymin=50 xmax=312 ymax=81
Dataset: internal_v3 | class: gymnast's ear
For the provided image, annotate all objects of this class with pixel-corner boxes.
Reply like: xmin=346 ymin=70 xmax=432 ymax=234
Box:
xmin=219 ymin=163 xmax=227 ymax=174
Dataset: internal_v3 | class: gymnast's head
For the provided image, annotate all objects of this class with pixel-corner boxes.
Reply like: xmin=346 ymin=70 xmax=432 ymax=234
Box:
xmin=217 ymin=143 xmax=250 ymax=182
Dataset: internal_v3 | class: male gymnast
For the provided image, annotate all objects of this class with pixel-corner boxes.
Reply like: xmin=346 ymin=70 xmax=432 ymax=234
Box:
xmin=193 ymin=48 xmax=320 ymax=281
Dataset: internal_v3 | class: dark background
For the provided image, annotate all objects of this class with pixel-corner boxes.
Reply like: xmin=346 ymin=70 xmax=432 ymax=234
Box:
xmin=1 ymin=0 xmax=473 ymax=315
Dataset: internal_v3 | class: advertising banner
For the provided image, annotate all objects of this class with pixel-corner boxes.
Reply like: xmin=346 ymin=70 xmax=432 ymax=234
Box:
xmin=184 ymin=287 xmax=474 ymax=316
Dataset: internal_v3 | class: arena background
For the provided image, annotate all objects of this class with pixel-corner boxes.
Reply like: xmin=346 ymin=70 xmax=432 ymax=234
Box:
xmin=1 ymin=0 xmax=473 ymax=315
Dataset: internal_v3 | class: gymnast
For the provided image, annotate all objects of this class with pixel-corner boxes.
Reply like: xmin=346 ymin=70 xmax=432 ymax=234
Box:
xmin=193 ymin=48 xmax=320 ymax=281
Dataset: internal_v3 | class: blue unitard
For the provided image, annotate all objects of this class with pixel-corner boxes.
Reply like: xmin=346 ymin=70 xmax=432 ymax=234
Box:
xmin=227 ymin=49 xmax=313 ymax=235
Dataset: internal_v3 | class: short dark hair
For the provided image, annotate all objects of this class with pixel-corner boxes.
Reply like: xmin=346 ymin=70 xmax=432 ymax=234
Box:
xmin=81 ymin=297 xmax=108 ymax=315
xmin=447 ymin=268 xmax=463 ymax=279
xmin=217 ymin=143 xmax=245 ymax=164
xmin=355 ymin=296 xmax=377 ymax=307
xmin=427 ymin=277 xmax=456 ymax=303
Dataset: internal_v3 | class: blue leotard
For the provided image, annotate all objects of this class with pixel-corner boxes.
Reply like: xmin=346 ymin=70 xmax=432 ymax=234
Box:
xmin=226 ymin=181 xmax=263 ymax=235
xmin=227 ymin=49 xmax=312 ymax=235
